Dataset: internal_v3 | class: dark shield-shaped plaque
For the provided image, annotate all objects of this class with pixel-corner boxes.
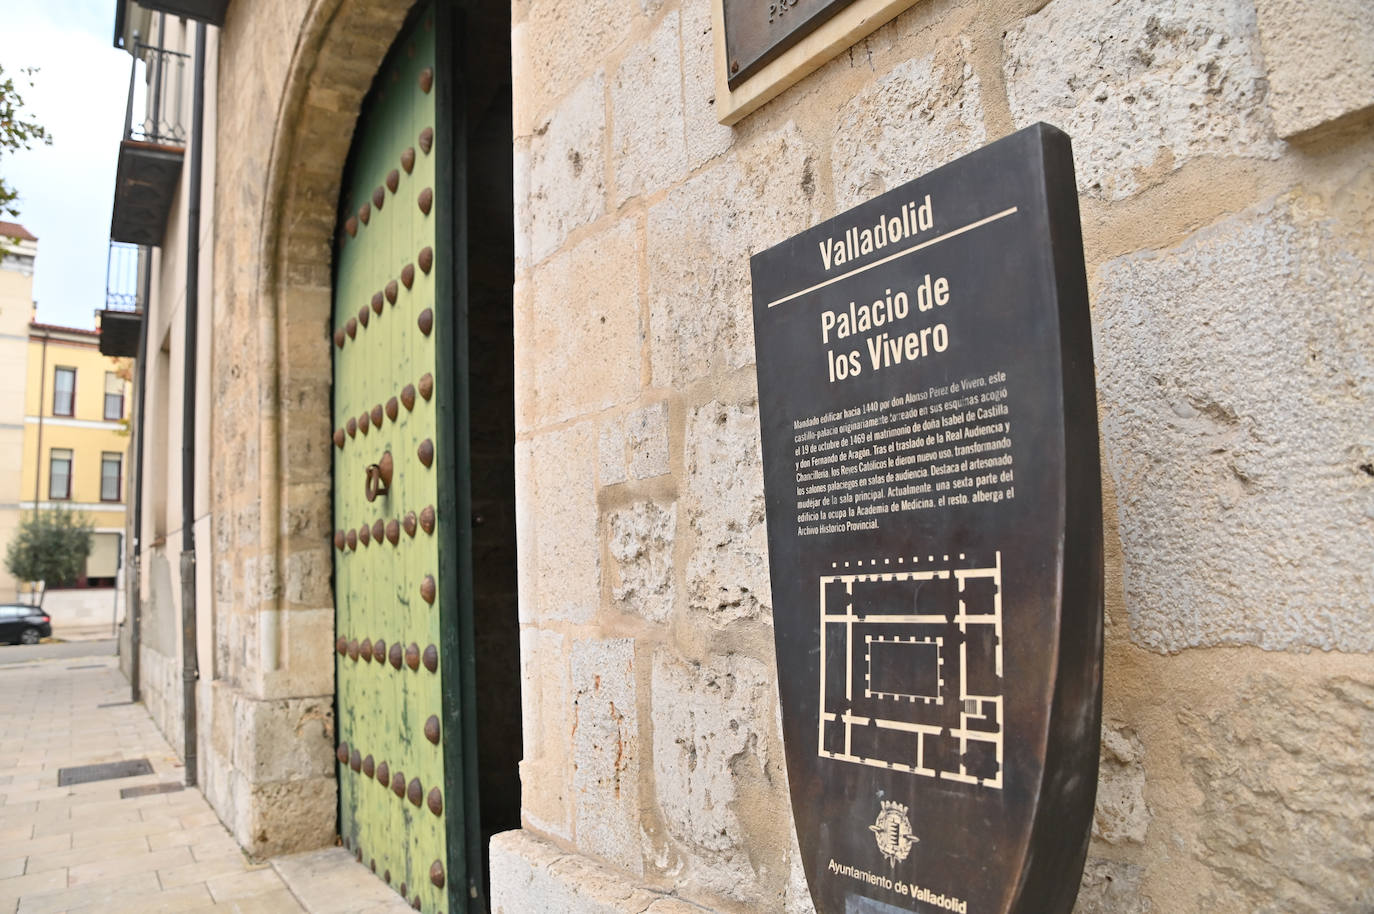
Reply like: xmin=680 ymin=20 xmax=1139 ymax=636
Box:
xmin=750 ymin=124 xmax=1102 ymax=914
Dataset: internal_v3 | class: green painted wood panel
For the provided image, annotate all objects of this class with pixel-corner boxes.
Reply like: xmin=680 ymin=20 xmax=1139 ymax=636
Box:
xmin=331 ymin=8 xmax=453 ymax=912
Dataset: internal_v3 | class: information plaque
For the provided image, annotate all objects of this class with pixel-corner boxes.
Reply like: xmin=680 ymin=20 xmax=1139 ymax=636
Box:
xmin=722 ymin=0 xmax=858 ymax=88
xmin=750 ymin=124 xmax=1103 ymax=914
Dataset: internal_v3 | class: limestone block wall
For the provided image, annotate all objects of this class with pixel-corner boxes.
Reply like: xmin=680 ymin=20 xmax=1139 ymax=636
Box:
xmin=123 ymin=18 xmax=220 ymax=805
xmin=203 ymin=0 xmax=420 ymax=857
xmin=499 ymin=0 xmax=1373 ymax=912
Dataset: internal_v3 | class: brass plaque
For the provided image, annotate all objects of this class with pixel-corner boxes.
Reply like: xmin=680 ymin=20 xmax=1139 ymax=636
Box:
xmin=723 ymin=0 xmax=859 ymax=88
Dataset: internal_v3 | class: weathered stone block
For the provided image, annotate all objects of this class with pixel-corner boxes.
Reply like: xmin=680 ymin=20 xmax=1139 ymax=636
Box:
xmin=571 ymin=638 xmax=641 ymax=874
xmin=608 ymin=501 xmax=676 ymax=623
xmin=283 ymin=547 xmax=330 ymax=608
xmin=214 ymin=511 xmax=233 ymax=552
xmin=1254 ymin=0 xmax=1374 ymax=139
xmin=685 ymin=400 xmax=769 ymax=626
xmin=490 ymin=829 xmax=660 ymax=914
xmin=215 ymin=558 xmax=234 ymax=605
xmin=221 ymin=608 xmax=258 ymax=696
xmin=236 ymin=774 xmax=337 ymax=857
xmin=524 ymin=72 xmax=607 ymax=264
xmin=525 ymin=422 xmax=601 ymax=624
xmin=255 ymin=552 xmax=282 ymax=604
xmin=1092 ymin=725 xmax=1149 ymax=845
xmin=627 ymin=402 xmax=670 ymax=480
xmin=519 ymin=627 xmax=572 ymax=839
xmin=1180 ymin=675 xmax=1373 ymax=913
xmin=831 ymin=37 xmax=986 ymax=210
xmin=526 ymin=219 xmax=641 ymax=428
xmin=1075 ymin=859 xmax=1152 ymax=914
xmin=647 ymin=123 xmax=819 ymax=387
xmin=681 ymin=0 xmax=735 ymax=169
xmin=519 ymin=0 xmax=634 ymax=131
xmin=1004 ymin=0 xmax=1282 ymax=199
xmin=520 ymin=759 xmax=572 ymax=844
xmin=512 ymin=138 xmax=531 ymax=268
xmin=141 ymin=641 xmax=182 ymax=742
xmin=651 ymin=650 xmax=771 ymax=900
xmin=269 ymin=606 xmax=335 ymax=700
xmin=612 ymin=12 xmax=687 ymax=206
xmin=1094 ymin=195 xmax=1374 ymax=652
xmin=511 ymin=20 xmax=532 ymax=134
xmin=599 ymin=417 xmax=629 ymax=487
xmin=234 ymin=503 xmax=261 ymax=552
xmin=231 ymin=692 xmax=335 ymax=784
xmin=209 ymin=679 xmax=236 ymax=767
xmin=515 ymin=438 xmax=536 ymax=625
xmin=600 ymin=403 xmax=671 ymax=486
xmin=283 ymin=481 xmax=330 ymax=540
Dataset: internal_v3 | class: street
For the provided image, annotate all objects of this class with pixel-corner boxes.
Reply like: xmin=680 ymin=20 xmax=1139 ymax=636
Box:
xmin=0 ymin=639 xmax=117 ymax=666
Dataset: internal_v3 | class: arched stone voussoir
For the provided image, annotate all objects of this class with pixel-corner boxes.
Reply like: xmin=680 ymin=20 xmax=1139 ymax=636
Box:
xmin=260 ymin=0 xmax=418 ymax=299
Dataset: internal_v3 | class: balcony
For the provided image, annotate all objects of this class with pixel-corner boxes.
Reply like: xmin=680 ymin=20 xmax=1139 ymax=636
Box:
xmin=110 ymin=41 xmax=188 ymax=247
xmin=132 ymin=0 xmax=227 ymax=25
xmin=99 ymin=241 xmax=144 ymax=358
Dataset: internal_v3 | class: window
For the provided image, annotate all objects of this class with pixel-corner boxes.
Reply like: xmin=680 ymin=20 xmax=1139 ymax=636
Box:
xmin=85 ymin=532 xmax=121 ymax=586
xmin=53 ymin=367 xmax=75 ymax=417
xmin=104 ymin=372 xmax=124 ymax=421
xmin=49 ymin=449 xmax=73 ymax=500
xmin=101 ymin=452 xmax=123 ymax=503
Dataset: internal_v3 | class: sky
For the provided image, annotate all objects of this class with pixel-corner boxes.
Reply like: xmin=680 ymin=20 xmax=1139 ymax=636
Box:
xmin=1 ymin=1 xmax=133 ymax=330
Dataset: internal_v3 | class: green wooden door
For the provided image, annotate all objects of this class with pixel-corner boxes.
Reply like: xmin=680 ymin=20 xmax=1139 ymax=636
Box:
xmin=331 ymin=7 xmax=475 ymax=911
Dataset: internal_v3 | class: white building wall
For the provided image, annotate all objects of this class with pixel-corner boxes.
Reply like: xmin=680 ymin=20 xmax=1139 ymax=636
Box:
xmin=0 ymin=238 xmax=37 ymax=602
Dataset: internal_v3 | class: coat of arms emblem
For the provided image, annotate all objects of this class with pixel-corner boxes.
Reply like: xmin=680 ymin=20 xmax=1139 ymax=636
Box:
xmin=868 ymin=800 xmax=919 ymax=867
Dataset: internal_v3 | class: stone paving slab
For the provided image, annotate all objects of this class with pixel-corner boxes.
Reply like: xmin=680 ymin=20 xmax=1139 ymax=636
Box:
xmin=272 ymin=849 xmax=413 ymax=913
xmin=0 ymin=655 xmax=405 ymax=914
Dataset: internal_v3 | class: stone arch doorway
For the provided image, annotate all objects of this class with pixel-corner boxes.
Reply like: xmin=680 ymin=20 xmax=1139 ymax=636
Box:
xmin=249 ymin=0 xmax=517 ymax=909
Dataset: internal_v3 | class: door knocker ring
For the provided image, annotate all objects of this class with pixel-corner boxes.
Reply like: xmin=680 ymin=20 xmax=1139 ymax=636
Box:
xmin=364 ymin=451 xmax=394 ymax=502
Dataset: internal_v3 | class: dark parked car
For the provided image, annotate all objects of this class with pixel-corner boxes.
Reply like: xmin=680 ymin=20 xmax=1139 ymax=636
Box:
xmin=0 ymin=604 xmax=52 ymax=645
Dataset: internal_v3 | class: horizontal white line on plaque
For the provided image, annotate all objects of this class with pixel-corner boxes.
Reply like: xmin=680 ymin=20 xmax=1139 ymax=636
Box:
xmin=764 ymin=206 xmax=1020 ymax=309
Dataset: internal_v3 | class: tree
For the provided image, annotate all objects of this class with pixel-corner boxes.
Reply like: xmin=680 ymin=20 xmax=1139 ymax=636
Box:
xmin=5 ymin=509 xmax=94 ymax=607
xmin=0 ymin=64 xmax=52 ymax=226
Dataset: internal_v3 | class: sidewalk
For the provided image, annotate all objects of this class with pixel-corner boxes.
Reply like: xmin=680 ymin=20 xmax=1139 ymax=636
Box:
xmin=47 ymin=626 xmax=121 ymax=644
xmin=0 ymin=653 xmax=410 ymax=913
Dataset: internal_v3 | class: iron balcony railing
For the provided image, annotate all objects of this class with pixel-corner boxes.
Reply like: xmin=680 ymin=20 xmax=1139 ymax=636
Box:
xmin=104 ymin=241 xmax=145 ymax=313
xmin=123 ymin=39 xmax=190 ymax=146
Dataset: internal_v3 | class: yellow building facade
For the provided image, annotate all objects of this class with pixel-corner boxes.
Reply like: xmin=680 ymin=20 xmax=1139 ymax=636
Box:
xmin=19 ymin=324 xmax=131 ymax=591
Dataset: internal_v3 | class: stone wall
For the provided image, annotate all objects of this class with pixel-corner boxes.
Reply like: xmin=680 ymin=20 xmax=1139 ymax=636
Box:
xmin=41 ymin=588 xmax=123 ymax=630
xmin=121 ymin=15 xmax=219 ymax=811
xmin=202 ymin=0 xmax=418 ymax=857
xmin=498 ymin=0 xmax=1373 ymax=913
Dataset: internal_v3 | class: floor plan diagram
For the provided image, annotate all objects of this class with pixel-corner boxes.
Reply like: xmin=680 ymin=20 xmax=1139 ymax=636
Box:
xmin=818 ymin=552 xmax=1005 ymax=789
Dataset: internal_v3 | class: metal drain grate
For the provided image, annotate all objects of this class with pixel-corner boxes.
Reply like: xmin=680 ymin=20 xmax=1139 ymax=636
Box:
xmin=56 ymin=758 xmax=154 ymax=786
xmin=120 ymin=781 xmax=185 ymax=799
